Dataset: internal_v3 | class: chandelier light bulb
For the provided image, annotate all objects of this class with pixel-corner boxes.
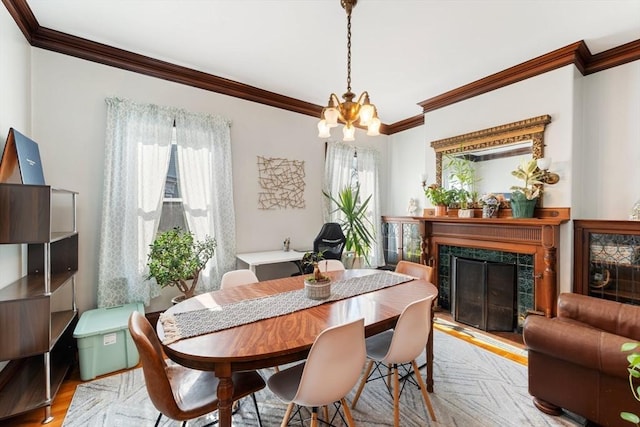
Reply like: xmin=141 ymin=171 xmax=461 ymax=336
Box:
xmin=324 ymin=106 xmax=340 ymax=127
xmin=366 ymin=117 xmax=381 ymax=136
xmin=343 ymin=123 xmax=356 ymax=141
xmin=317 ymin=120 xmax=331 ymax=138
xmin=359 ymin=103 xmax=374 ymax=126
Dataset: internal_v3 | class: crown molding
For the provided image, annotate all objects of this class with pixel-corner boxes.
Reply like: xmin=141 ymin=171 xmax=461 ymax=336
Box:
xmin=3 ymin=0 xmax=640 ymax=137
xmin=418 ymin=39 xmax=640 ymax=114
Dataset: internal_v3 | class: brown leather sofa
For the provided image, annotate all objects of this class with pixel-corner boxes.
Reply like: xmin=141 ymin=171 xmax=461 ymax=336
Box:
xmin=523 ymin=292 xmax=640 ymax=427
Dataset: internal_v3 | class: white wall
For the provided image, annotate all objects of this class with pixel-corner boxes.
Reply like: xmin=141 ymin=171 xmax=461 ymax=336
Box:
xmin=0 ymin=7 xmax=31 ymax=290
xmin=581 ymin=61 xmax=640 ymax=219
xmin=388 ymin=65 xmax=578 ymax=293
xmin=387 ymin=61 xmax=640 ymax=296
xmin=29 ymin=48 xmax=387 ymax=313
xmin=384 ymin=125 xmax=427 ymax=215
xmin=0 ymin=5 xmax=32 ymax=372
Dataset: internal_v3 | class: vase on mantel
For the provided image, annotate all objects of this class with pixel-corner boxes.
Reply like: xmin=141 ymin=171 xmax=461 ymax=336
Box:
xmin=511 ymin=197 xmax=537 ymax=218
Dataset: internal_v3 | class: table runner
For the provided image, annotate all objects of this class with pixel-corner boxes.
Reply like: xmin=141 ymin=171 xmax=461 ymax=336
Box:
xmin=160 ymin=271 xmax=413 ymax=344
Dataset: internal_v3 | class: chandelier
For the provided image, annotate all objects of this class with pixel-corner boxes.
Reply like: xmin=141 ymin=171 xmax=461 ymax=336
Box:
xmin=317 ymin=0 xmax=381 ymax=142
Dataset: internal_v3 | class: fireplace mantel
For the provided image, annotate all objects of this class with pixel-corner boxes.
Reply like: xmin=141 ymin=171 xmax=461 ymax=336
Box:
xmin=414 ymin=208 xmax=570 ymax=317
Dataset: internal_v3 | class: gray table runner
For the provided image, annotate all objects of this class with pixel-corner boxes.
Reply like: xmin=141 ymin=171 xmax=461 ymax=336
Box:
xmin=160 ymin=271 xmax=413 ymax=344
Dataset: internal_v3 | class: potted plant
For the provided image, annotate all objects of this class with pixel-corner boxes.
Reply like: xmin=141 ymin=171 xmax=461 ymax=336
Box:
xmin=424 ymin=184 xmax=455 ymax=216
xmin=453 ymin=188 xmax=474 ymax=218
xmin=302 ymin=251 xmax=332 ymax=300
xmin=509 ymin=158 xmax=546 ymax=218
xmin=147 ymin=227 xmax=216 ymax=302
xmin=323 ymin=185 xmax=375 ymax=268
xmin=444 ymin=153 xmax=482 ymax=211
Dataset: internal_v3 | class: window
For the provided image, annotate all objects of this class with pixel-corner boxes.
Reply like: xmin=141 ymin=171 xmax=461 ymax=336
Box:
xmin=157 ymin=134 xmax=187 ymax=233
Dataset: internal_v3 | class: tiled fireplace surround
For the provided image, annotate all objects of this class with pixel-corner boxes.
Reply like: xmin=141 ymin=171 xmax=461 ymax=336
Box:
xmin=418 ymin=208 xmax=571 ymax=328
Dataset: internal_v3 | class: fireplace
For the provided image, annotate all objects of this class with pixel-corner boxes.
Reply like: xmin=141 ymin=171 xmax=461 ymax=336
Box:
xmin=452 ymin=256 xmax=516 ymax=332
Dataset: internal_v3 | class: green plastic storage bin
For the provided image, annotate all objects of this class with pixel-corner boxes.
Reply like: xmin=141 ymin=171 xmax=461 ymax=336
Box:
xmin=73 ymin=302 xmax=144 ymax=380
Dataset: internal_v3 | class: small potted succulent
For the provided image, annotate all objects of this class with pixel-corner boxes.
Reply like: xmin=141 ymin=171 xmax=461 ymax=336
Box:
xmin=147 ymin=227 xmax=216 ymax=302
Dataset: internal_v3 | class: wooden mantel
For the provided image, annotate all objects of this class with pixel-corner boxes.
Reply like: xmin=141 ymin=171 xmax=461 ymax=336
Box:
xmin=415 ymin=207 xmax=570 ymax=317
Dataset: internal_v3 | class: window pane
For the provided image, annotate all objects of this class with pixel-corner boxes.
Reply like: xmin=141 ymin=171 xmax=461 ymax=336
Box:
xmin=164 ymin=144 xmax=180 ymax=198
xmin=158 ymin=140 xmax=187 ymax=233
xmin=158 ymin=201 xmax=187 ymax=232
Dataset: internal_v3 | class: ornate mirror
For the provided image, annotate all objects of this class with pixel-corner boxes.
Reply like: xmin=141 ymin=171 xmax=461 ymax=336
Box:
xmin=430 ymin=114 xmax=551 ymax=205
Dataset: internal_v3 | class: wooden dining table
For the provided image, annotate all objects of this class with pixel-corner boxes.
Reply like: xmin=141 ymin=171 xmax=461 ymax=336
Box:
xmin=157 ymin=268 xmax=438 ymax=427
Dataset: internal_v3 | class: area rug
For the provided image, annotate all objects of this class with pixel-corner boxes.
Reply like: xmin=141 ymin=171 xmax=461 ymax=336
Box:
xmin=62 ymin=329 xmax=584 ymax=427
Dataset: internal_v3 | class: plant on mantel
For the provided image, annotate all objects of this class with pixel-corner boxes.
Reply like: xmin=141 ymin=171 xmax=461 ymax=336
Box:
xmin=424 ymin=184 xmax=455 ymax=207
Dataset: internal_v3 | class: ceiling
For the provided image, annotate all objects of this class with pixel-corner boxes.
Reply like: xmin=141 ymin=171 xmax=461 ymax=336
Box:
xmin=22 ymin=0 xmax=640 ymax=126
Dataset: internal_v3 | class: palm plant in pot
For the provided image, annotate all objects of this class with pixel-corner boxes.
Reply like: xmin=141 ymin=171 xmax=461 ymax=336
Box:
xmin=147 ymin=227 xmax=216 ymax=302
xmin=323 ymin=185 xmax=375 ymax=269
xmin=509 ymin=158 xmax=546 ymax=218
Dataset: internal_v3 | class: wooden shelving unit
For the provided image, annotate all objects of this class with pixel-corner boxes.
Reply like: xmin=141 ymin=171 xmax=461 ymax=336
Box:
xmin=0 ymin=184 xmax=79 ymax=423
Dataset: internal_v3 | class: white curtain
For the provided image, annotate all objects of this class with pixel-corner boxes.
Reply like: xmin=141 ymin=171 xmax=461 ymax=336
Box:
xmin=175 ymin=111 xmax=236 ymax=291
xmin=324 ymin=141 xmax=383 ymax=267
xmin=97 ymin=98 xmax=235 ymax=307
xmin=97 ymin=98 xmax=174 ymax=307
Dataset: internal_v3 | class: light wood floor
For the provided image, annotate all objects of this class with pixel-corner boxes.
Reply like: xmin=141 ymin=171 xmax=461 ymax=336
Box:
xmin=0 ymin=316 xmax=526 ymax=427
xmin=0 ymin=362 xmax=139 ymax=427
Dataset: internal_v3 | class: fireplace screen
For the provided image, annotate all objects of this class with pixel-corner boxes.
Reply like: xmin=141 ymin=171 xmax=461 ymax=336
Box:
xmin=452 ymin=257 xmax=516 ymax=332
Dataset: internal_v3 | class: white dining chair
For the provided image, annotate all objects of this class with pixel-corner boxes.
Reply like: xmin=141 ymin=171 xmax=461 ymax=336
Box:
xmin=351 ymin=295 xmax=437 ymax=426
xmin=220 ymin=269 xmax=259 ymax=289
xmin=267 ymin=318 xmax=366 ymax=427
xmin=320 ymin=259 xmax=345 ymax=272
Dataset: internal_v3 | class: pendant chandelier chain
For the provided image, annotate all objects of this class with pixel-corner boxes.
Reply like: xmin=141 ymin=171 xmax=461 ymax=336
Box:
xmin=346 ymin=10 xmax=352 ymax=93
xmin=316 ymin=0 xmax=380 ymax=141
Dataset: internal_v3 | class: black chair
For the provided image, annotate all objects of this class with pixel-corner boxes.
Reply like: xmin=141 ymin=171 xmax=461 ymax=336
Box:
xmin=313 ymin=222 xmax=346 ymax=260
xmin=293 ymin=223 xmax=346 ymax=276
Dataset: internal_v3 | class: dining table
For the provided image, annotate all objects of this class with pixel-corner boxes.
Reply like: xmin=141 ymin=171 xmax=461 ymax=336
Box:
xmin=157 ymin=268 xmax=438 ymax=427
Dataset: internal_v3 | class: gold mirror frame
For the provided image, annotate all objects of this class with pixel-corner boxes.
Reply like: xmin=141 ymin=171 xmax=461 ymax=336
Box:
xmin=430 ymin=114 xmax=551 ymax=204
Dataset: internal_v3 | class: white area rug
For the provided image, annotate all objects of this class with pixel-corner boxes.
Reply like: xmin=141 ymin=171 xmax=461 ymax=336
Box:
xmin=63 ymin=330 xmax=584 ymax=426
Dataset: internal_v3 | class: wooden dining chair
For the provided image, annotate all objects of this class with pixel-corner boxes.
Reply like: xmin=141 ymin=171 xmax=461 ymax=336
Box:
xmin=395 ymin=260 xmax=434 ymax=282
xmin=220 ymin=269 xmax=259 ymax=289
xmin=267 ymin=318 xmax=366 ymax=427
xmin=128 ymin=311 xmax=265 ymax=427
xmin=351 ymin=295 xmax=437 ymax=426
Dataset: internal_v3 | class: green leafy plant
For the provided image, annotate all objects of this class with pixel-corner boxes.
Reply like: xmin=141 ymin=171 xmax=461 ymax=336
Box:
xmin=424 ymin=184 xmax=455 ymax=207
xmin=147 ymin=227 xmax=216 ymax=300
xmin=453 ymin=188 xmax=471 ymax=210
xmin=510 ymin=158 xmax=545 ymax=200
xmin=323 ymin=185 xmax=375 ymax=261
xmin=621 ymin=342 xmax=640 ymax=425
